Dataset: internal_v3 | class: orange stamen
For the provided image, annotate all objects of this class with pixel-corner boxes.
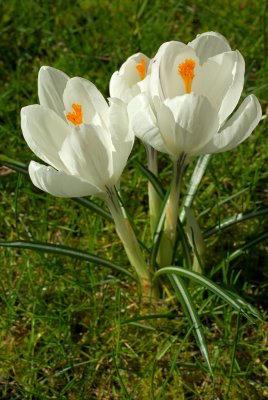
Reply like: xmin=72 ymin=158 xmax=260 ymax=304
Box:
xmin=66 ymin=103 xmax=83 ymax=126
xmin=136 ymin=58 xmax=146 ymax=80
xmin=178 ymin=59 xmax=196 ymax=93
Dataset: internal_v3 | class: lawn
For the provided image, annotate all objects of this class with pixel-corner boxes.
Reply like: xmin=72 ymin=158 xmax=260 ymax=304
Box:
xmin=0 ymin=0 xmax=267 ymax=398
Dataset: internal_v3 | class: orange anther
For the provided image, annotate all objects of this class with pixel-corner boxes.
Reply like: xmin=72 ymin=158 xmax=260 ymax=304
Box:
xmin=136 ymin=58 xmax=146 ymax=80
xmin=178 ymin=59 xmax=196 ymax=93
xmin=66 ymin=103 xmax=83 ymax=126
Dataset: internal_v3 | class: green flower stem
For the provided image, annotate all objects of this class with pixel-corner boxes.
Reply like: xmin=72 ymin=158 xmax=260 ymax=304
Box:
xmin=145 ymin=145 xmax=162 ymax=237
xmin=105 ymin=186 xmax=158 ymax=300
xmin=158 ymin=154 xmax=186 ymax=267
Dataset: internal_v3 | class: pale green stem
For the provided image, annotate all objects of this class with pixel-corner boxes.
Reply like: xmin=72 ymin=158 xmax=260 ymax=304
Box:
xmin=192 ymin=254 xmax=203 ymax=274
xmin=145 ymin=144 xmax=162 ymax=237
xmin=158 ymin=154 xmax=186 ymax=267
xmin=105 ymin=186 xmax=158 ymax=300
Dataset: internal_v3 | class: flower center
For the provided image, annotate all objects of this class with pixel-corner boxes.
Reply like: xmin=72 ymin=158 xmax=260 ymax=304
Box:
xmin=66 ymin=103 xmax=83 ymax=126
xmin=178 ymin=59 xmax=196 ymax=94
xmin=136 ymin=58 xmax=146 ymax=80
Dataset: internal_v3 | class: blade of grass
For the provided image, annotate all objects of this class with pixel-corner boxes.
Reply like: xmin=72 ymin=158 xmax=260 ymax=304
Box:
xmin=122 ymin=313 xmax=176 ymax=325
xmin=198 ymin=188 xmax=249 ymax=218
xmin=225 ymin=312 xmax=241 ymax=400
xmin=226 ymin=231 xmax=268 ymax=262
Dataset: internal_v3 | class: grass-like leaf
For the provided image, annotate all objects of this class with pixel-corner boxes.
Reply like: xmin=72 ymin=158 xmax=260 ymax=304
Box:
xmin=226 ymin=231 xmax=268 ymax=262
xmin=180 ymin=154 xmax=211 ymax=223
xmin=150 ymin=191 xmax=169 ymax=268
xmin=169 ymin=274 xmax=213 ymax=375
xmin=150 ymin=194 xmax=192 ymax=269
xmin=73 ymin=197 xmax=112 ymax=221
xmin=175 ymin=218 xmax=192 ymax=269
xmin=132 ymin=159 xmax=165 ymax=199
xmin=0 ymin=157 xmax=28 ymax=175
xmin=204 ymin=207 xmax=268 ymax=238
xmin=0 ymin=240 xmax=137 ymax=281
xmin=0 ymin=158 xmax=113 ymax=221
xmin=154 ymin=267 xmax=262 ymax=323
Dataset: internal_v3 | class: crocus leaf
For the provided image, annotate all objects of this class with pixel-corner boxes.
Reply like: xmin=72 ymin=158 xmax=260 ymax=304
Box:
xmin=0 ymin=158 xmax=28 ymax=175
xmin=150 ymin=191 xmax=169 ymax=268
xmin=132 ymin=159 xmax=165 ymax=199
xmin=180 ymin=154 xmax=211 ymax=223
xmin=0 ymin=158 xmax=113 ymax=221
xmin=154 ymin=267 xmax=262 ymax=322
xmin=175 ymin=218 xmax=192 ymax=269
xmin=204 ymin=207 xmax=268 ymax=238
xmin=169 ymin=274 xmax=213 ymax=375
xmin=73 ymin=197 xmax=112 ymax=221
xmin=0 ymin=240 xmax=137 ymax=281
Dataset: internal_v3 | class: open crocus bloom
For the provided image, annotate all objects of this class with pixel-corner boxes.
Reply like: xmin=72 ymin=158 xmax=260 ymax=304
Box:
xmin=128 ymin=32 xmax=262 ymax=160
xmin=109 ymin=52 xmax=151 ymax=103
xmin=21 ymin=66 xmax=133 ymax=197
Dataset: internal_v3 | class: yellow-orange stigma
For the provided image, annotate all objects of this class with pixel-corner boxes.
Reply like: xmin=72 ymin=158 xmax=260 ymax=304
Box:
xmin=136 ymin=58 xmax=146 ymax=80
xmin=178 ymin=59 xmax=196 ymax=94
xmin=66 ymin=103 xmax=83 ymax=126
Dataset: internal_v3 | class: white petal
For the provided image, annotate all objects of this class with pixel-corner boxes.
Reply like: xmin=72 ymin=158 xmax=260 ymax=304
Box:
xmin=149 ymin=41 xmax=171 ymax=97
xmin=63 ymin=77 xmax=109 ymax=127
xmin=189 ymin=32 xmax=231 ymax=64
xmin=159 ymin=94 xmax=219 ymax=157
xmin=109 ymin=53 xmax=150 ymax=102
xmin=202 ymin=95 xmax=262 ymax=154
xmin=128 ymin=94 xmax=167 ymax=153
xmin=154 ymin=102 xmax=177 ymax=157
xmin=150 ymin=41 xmax=198 ymax=100
xmin=193 ymin=50 xmax=244 ymax=124
xmin=118 ymin=53 xmax=150 ymax=85
xmin=217 ymin=51 xmax=245 ymax=124
xmin=38 ymin=66 xmax=69 ymax=118
xmin=109 ymin=98 xmax=134 ymax=182
xmin=109 ymin=98 xmax=132 ymax=142
xmin=109 ymin=73 xmax=135 ymax=103
xmin=59 ymin=124 xmax=114 ymax=188
xmin=21 ymin=105 xmax=69 ymax=171
xmin=29 ymin=161 xmax=100 ymax=197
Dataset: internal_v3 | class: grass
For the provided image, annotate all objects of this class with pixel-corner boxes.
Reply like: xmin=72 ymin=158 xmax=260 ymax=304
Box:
xmin=0 ymin=0 xmax=268 ymax=398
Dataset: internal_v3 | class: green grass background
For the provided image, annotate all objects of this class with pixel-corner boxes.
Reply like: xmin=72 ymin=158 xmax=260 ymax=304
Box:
xmin=0 ymin=0 xmax=267 ymax=398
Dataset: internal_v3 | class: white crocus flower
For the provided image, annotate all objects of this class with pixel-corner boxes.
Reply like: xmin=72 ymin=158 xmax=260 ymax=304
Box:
xmin=128 ymin=32 xmax=262 ymax=160
xmin=109 ymin=52 xmax=151 ymax=103
xmin=21 ymin=66 xmax=133 ymax=198
xmin=110 ymin=51 xmax=164 ymax=237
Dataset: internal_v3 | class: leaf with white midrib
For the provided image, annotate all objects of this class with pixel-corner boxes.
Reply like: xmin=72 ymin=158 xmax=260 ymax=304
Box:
xmin=0 ymin=240 xmax=137 ymax=281
xmin=169 ymin=274 xmax=213 ymax=375
xmin=154 ymin=267 xmax=262 ymax=322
